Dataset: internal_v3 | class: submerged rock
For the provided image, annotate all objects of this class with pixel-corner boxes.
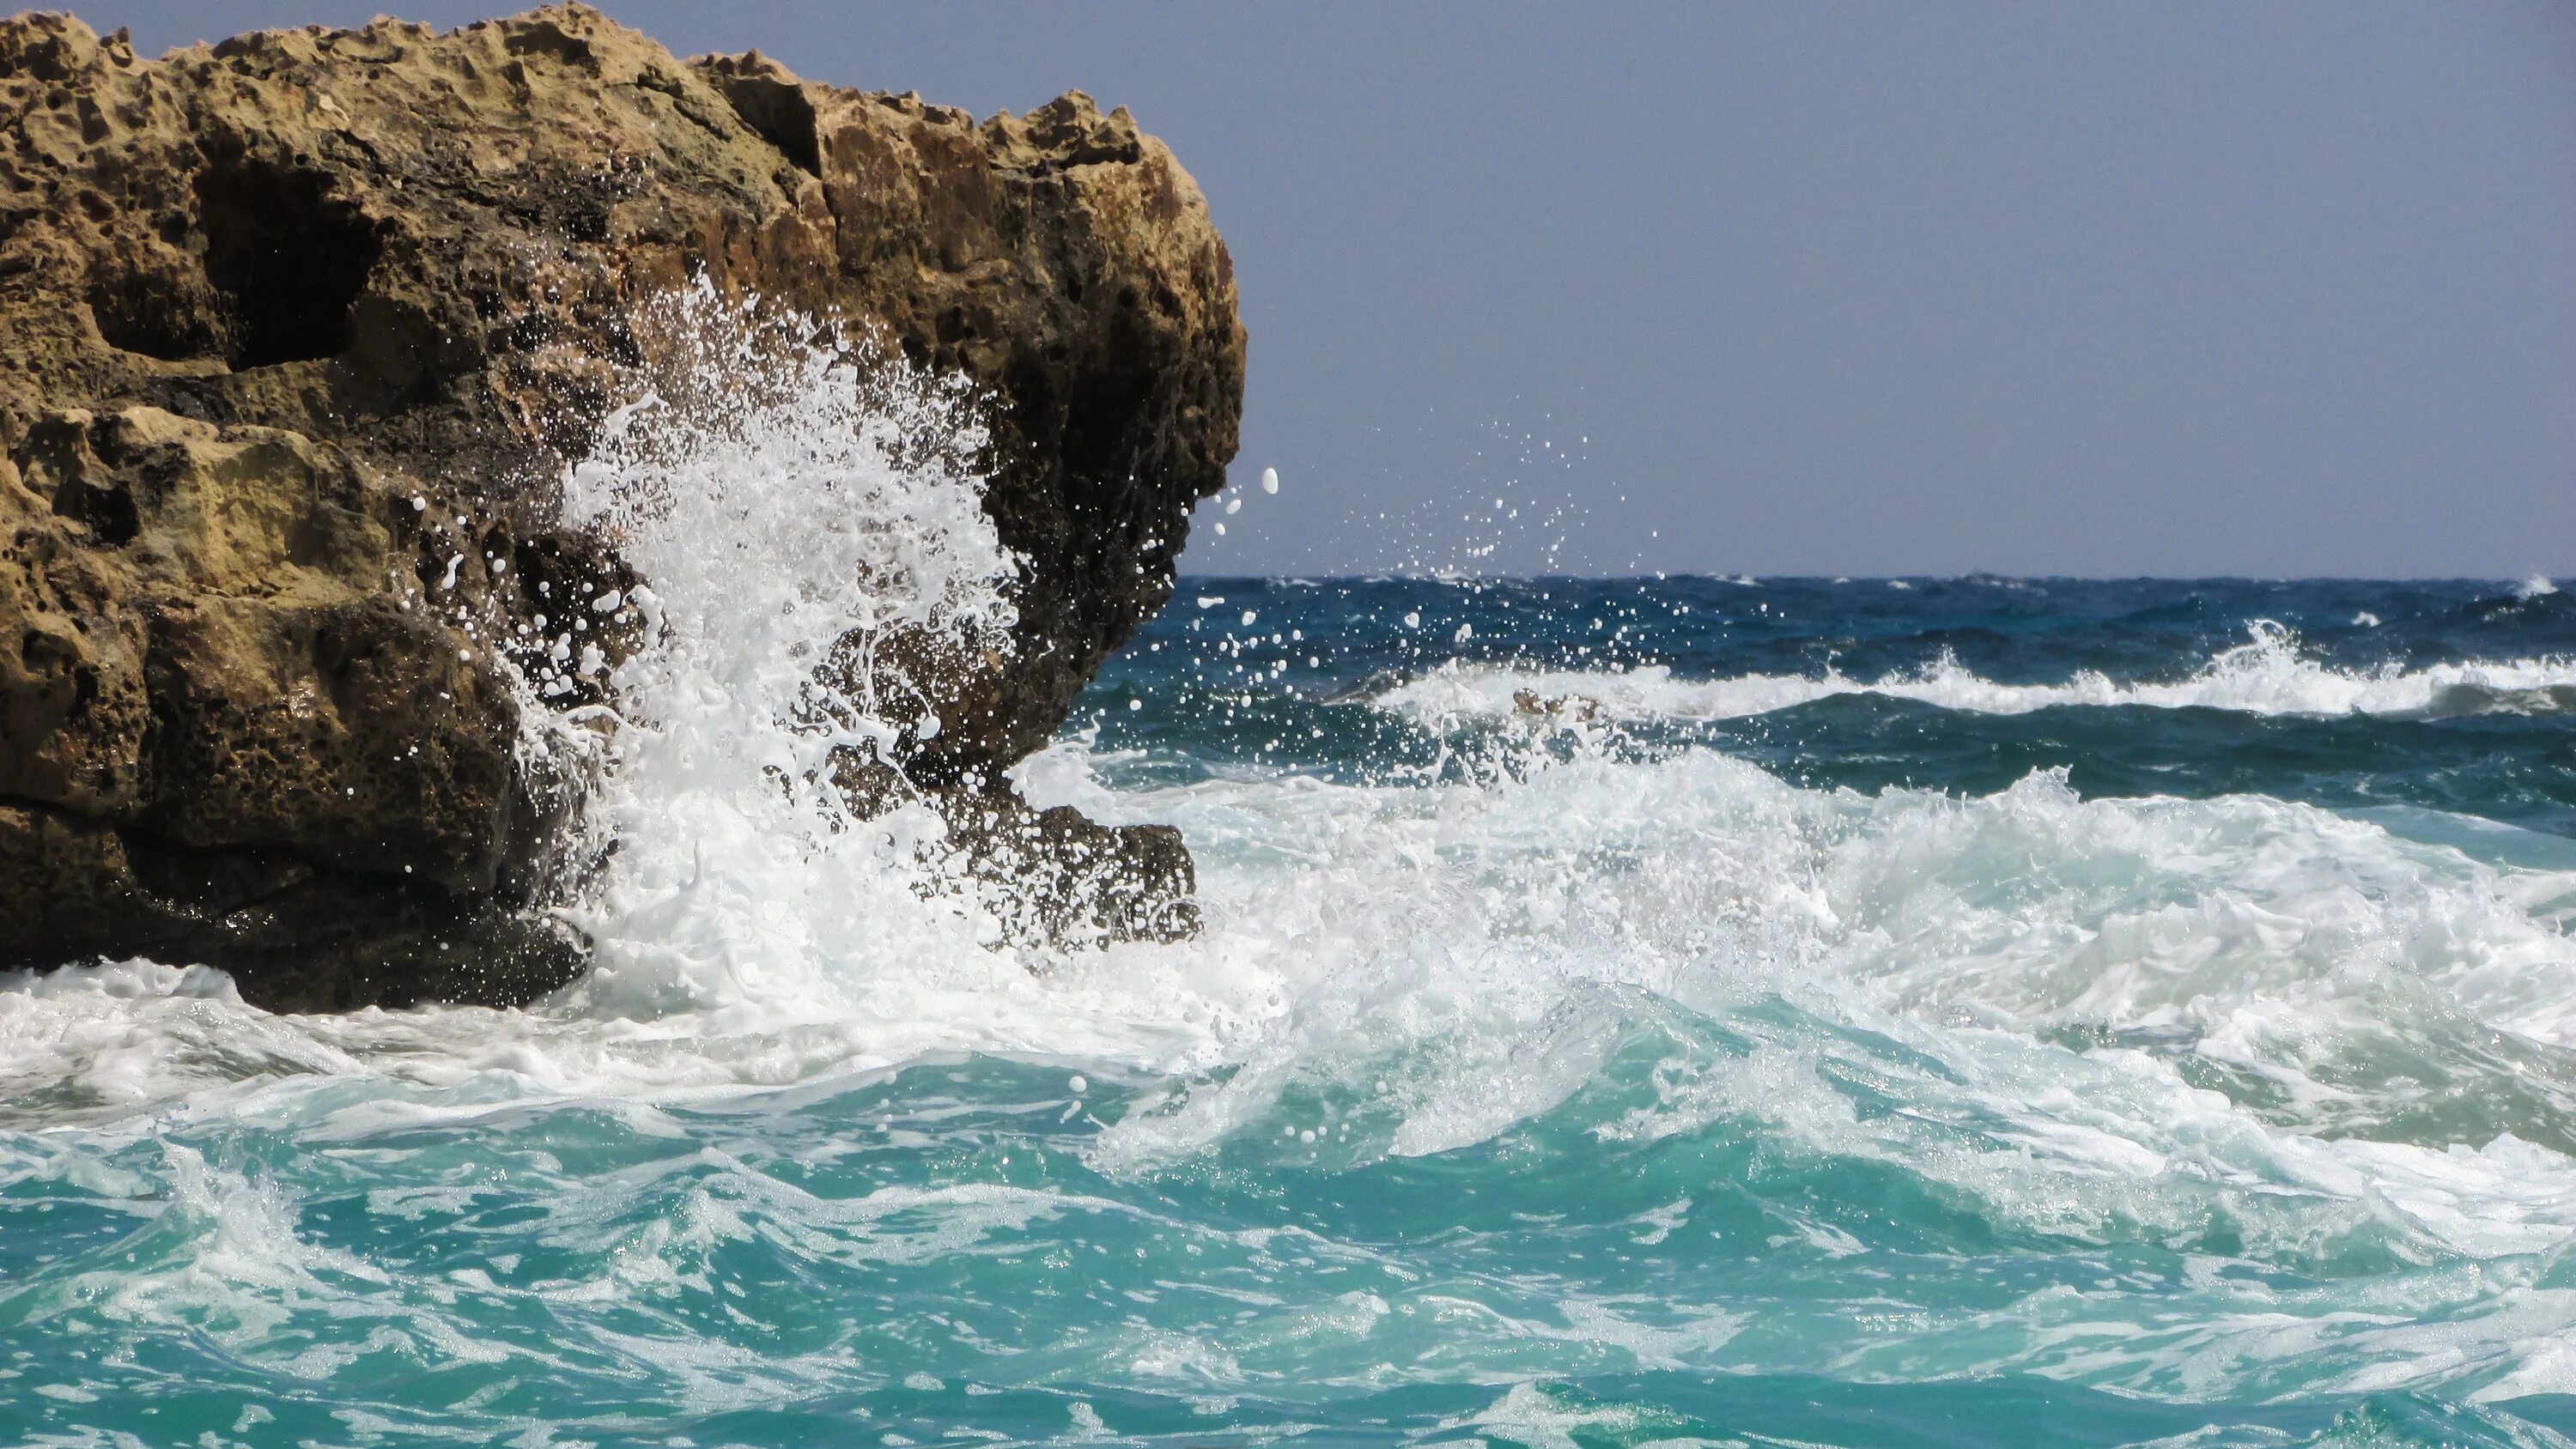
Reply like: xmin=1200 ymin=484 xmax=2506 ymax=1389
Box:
xmin=0 ymin=6 xmax=1243 ymax=1009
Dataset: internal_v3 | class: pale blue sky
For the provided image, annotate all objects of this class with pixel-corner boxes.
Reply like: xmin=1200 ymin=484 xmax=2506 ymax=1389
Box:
xmin=103 ymin=3 xmax=2576 ymax=577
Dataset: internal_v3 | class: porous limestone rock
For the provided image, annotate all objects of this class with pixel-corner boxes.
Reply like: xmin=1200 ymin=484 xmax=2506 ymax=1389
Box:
xmin=0 ymin=6 xmax=1243 ymax=1008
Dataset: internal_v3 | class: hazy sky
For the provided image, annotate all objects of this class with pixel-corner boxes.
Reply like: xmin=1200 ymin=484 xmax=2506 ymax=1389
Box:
xmin=99 ymin=3 xmax=2576 ymax=578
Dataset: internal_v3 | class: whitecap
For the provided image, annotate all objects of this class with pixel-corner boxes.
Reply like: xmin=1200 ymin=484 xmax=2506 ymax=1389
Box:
xmin=1374 ymin=620 xmax=2576 ymax=723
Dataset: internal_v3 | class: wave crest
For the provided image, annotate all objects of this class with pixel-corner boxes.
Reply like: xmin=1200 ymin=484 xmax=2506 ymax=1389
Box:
xmin=1375 ymin=620 xmax=2576 ymax=724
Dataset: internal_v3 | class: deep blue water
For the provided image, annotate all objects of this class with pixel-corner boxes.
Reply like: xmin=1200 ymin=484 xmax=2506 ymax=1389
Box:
xmin=1093 ymin=576 xmax=2576 ymax=834
xmin=9 ymin=576 xmax=2576 ymax=1448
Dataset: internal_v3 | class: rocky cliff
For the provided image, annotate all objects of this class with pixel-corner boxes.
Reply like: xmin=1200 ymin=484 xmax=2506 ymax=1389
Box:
xmin=0 ymin=6 xmax=1243 ymax=1009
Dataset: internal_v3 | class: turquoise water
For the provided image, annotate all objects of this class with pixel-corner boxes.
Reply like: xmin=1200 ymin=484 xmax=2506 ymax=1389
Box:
xmin=10 ymin=576 xmax=2576 ymax=1447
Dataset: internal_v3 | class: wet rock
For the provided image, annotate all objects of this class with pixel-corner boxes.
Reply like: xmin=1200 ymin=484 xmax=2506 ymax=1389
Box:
xmin=832 ymin=749 xmax=1198 ymax=949
xmin=1513 ymin=688 xmax=1602 ymax=722
xmin=0 ymin=7 xmax=1242 ymax=1007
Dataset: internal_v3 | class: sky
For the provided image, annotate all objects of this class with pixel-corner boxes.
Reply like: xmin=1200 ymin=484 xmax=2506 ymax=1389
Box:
xmin=95 ymin=3 xmax=2576 ymax=579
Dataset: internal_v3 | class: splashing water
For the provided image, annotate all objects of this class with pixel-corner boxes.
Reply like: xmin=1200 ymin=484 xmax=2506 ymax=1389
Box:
xmin=10 ymin=510 xmax=2576 ymax=1449
xmin=542 ymin=282 xmax=1029 ymax=1022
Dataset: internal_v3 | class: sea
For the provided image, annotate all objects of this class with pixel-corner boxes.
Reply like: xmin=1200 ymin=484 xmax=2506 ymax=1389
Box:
xmin=10 ymin=568 xmax=2576 ymax=1448
xmin=9 ymin=311 xmax=2576 ymax=1446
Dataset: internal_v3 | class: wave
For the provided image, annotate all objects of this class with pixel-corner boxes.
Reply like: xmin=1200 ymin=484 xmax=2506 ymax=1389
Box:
xmin=35 ymin=744 xmax=2576 ymax=1392
xmin=544 ymin=283 xmax=1061 ymax=1023
xmin=11 ymin=736 xmax=2574 ymax=1125
xmin=14 ymin=712 xmax=2576 ymax=1409
xmin=1374 ymin=621 xmax=2576 ymax=724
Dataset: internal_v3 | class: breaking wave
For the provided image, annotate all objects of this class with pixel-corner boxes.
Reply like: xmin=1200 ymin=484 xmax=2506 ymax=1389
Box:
xmin=543 ymin=282 xmax=1054 ymax=1023
xmin=12 ymin=734 xmax=2576 ymax=1438
xmin=1376 ymin=619 xmax=2576 ymax=724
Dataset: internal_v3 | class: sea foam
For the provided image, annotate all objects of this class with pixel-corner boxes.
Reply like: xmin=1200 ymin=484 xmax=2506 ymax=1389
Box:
xmin=545 ymin=283 xmax=1035 ymax=1022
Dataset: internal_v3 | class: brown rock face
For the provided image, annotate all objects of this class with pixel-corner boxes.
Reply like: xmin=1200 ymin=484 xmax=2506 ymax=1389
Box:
xmin=0 ymin=7 xmax=1244 ymax=1009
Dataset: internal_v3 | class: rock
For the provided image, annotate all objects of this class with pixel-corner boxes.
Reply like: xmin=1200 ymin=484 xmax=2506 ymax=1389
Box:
xmin=1512 ymin=688 xmax=1601 ymax=722
xmin=832 ymin=749 xmax=1199 ymax=949
xmin=0 ymin=7 xmax=1243 ymax=1009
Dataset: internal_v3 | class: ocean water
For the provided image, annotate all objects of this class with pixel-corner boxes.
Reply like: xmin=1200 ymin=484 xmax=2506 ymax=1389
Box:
xmin=9 ymin=569 xmax=2576 ymax=1447
xmin=9 ymin=306 xmax=2576 ymax=1445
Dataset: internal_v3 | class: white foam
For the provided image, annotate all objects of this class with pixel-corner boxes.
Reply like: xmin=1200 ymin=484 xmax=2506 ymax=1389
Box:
xmin=547 ymin=281 xmax=1029 ymax=1026
xmin=1376 ymin=620 xmax=2576 ymax=724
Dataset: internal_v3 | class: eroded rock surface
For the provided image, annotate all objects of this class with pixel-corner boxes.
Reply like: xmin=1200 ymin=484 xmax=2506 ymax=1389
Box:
xmin=0 ymin=6 xmax=1243 ymax=1008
